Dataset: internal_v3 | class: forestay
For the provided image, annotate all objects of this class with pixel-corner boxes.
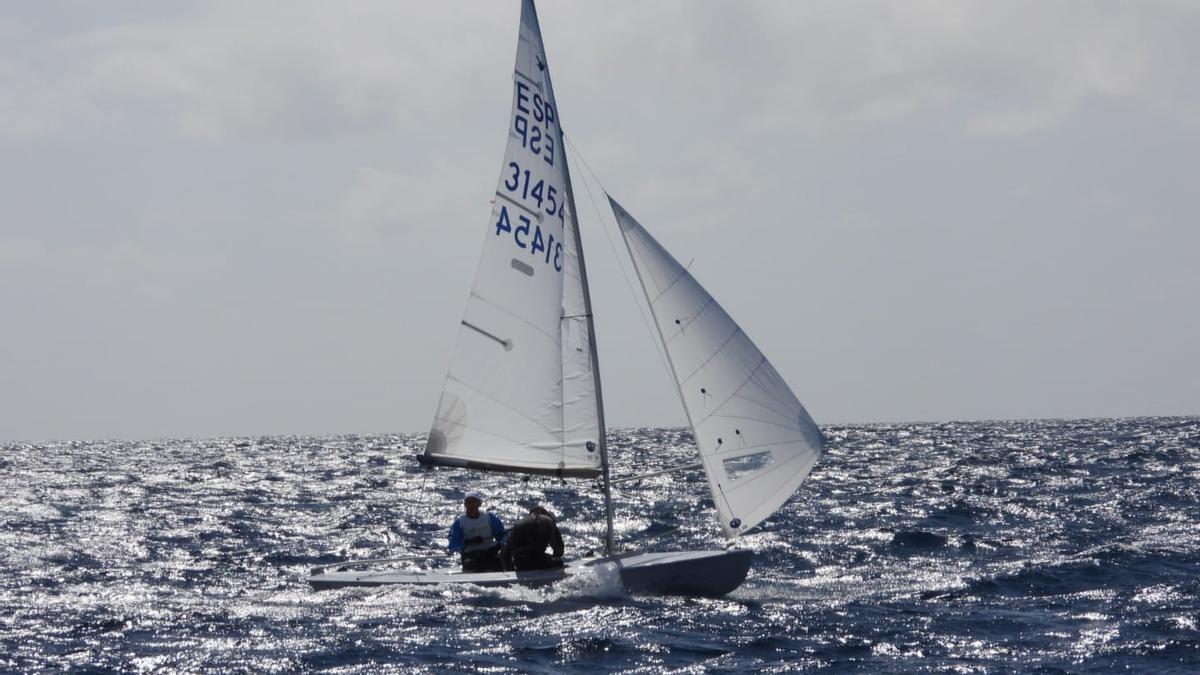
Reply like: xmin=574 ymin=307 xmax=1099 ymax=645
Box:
xmin=422 ymin=0 xmax=601 ymax=478
xmin=609 ymin=197 xmax=825 ymax=537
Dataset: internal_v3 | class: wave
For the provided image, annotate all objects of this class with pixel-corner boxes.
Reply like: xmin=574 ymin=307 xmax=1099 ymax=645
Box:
xmin=890 ymin=530 xmax=948 ymax=550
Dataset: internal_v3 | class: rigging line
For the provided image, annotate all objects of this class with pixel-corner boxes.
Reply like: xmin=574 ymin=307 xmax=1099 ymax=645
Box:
xmin=623 ymin=523 xmax=685 ymax=547
xmin=563 ymin=133 xmax=674 ymax=383
xmin=714 ymin=480 xmax=739 ymax=531
xmin=562 ymin=132 xmax=607 ymax=198
xmin=609 ymin=461 xmax=703 ymax=485
xmin=415 ymin=443 xmax=433 ymax=547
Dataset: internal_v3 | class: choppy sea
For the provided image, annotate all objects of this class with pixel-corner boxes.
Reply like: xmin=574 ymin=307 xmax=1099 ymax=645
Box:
xmin=2 ymin=417 xmax=1198 ymax=673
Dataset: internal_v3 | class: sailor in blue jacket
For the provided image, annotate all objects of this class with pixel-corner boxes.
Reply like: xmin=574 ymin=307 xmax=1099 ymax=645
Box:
xmin=448 ymin=490 xmax=506 ymax=572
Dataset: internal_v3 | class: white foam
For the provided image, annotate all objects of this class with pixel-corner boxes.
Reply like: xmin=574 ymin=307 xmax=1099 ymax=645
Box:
xmin=465 ymin=563 xmax=629 ymax=604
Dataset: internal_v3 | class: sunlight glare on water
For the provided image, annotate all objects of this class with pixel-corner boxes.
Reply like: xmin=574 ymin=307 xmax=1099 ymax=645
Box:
xmin=1 ymin=418 xmax=1198 ymax=671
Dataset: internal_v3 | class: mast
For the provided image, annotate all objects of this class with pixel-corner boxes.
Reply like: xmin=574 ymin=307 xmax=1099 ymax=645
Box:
xmin=560 ymin=142 xmax=615 ymax=555
xmin=525 ymin=0 xmax=612 ymax=552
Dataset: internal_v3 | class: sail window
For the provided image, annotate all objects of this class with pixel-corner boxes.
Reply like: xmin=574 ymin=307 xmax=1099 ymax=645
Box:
xmin=723 ymin=451 xmax=774 ymax=481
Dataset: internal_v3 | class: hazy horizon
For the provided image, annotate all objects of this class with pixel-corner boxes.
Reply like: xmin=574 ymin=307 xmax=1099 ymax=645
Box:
xmin=7 ymin=412 xmax=1199 ymax=446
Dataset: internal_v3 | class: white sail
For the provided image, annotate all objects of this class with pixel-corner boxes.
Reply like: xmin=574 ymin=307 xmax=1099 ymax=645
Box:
xmin=609 ymin=197 xmax=825 ymax=537
xmin=422 ymin=0 xmax=602 ymax=478
xmin=542 ymin=17 xmax=603 ymax=473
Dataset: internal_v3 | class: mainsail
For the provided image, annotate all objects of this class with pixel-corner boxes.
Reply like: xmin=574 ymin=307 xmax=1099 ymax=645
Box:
xmin=422 ymin=0 xmax=602 ymax=478
xmin=609 ymin=197 xmax=825 ymax=537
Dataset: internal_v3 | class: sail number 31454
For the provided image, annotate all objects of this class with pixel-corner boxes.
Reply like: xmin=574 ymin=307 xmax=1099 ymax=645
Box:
xmin=495 ymin=205 xmax=563 ymax=272
xmin=503 ymin=161 xmax=566 ymax=225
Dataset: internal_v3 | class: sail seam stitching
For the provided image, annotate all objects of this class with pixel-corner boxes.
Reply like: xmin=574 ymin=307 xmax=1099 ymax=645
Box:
xmin=444 ymin=375 xmax=566 ymax=447
xmin=431 ymin=412 xmax=550 ymax=459
xmin=678 ymin=327 xmax=743 ymax=386
xmin=695 ymin=356 xmax=783 ymax=427
xmin=469 ymin=291 xmax=561 ymax=346
xmin=707 ymin=413 xmax=805 ymax=432
xmin=650 ymin=266 xmax=689 ymax=304
xmin=729 ymin=391 xmax=802 ymax=428
xmin=429 ymin=415 xmax=536 ymax=460
xmin=664 ymin=297 xmax=717 ymax=347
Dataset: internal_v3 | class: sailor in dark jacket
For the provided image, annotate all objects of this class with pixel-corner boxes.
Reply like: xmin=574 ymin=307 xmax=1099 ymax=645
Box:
xmin=502 ymin=506 xmax=564 ymax=571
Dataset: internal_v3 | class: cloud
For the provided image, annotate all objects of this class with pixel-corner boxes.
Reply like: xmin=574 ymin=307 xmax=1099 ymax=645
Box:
xmin=561 ymin=0 xmax=1200 ymax=136
xmin=0 ymin=61 xmax=90 ymax=139
xmin=0 ymin=236 xmax=151 ymax=298
xmin=1 ymin=1 xmax=513 ymax=142
xmin=2 ymin=1 xmax=1197 ymax=144
xmin=335 ymin=167 xmax=423 ymax=243
xmin=334 ymin=157 xmax=492 ymax=245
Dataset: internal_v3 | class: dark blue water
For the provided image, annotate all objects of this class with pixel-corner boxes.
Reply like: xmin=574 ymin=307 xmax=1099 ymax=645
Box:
xmin=3 ymin=417 xmax=1198 ymax=672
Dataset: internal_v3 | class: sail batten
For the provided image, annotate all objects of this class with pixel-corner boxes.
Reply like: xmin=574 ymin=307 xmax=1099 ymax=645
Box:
xmin=608 ymin=196 xmax=824 ymax=538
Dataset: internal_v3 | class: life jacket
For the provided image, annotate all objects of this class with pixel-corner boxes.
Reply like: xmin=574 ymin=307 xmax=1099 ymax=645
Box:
xmin=457 ymin=513 xmax=497 ymax=553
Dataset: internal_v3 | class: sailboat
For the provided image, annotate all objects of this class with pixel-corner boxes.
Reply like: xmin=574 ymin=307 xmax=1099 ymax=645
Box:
xmin=307 ymin=0 xmax=824 ymax=596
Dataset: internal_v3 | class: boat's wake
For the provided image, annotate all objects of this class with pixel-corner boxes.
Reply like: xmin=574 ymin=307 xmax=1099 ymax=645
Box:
xmin=466 ymin=561 xmax=629 ymax=605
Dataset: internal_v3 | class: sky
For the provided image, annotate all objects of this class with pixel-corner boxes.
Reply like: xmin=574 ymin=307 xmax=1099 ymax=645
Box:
xmin=2 ymin=1 xmax=1198 ymax=442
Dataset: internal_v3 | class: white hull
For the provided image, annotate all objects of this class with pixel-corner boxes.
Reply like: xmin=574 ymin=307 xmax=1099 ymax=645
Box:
xmin=307 ymin=549 xmax=751 ymax=597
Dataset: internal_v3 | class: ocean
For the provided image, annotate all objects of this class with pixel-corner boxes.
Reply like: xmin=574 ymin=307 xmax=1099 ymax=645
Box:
xmin=2 ymin=417 xmax=1198 ymax=672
